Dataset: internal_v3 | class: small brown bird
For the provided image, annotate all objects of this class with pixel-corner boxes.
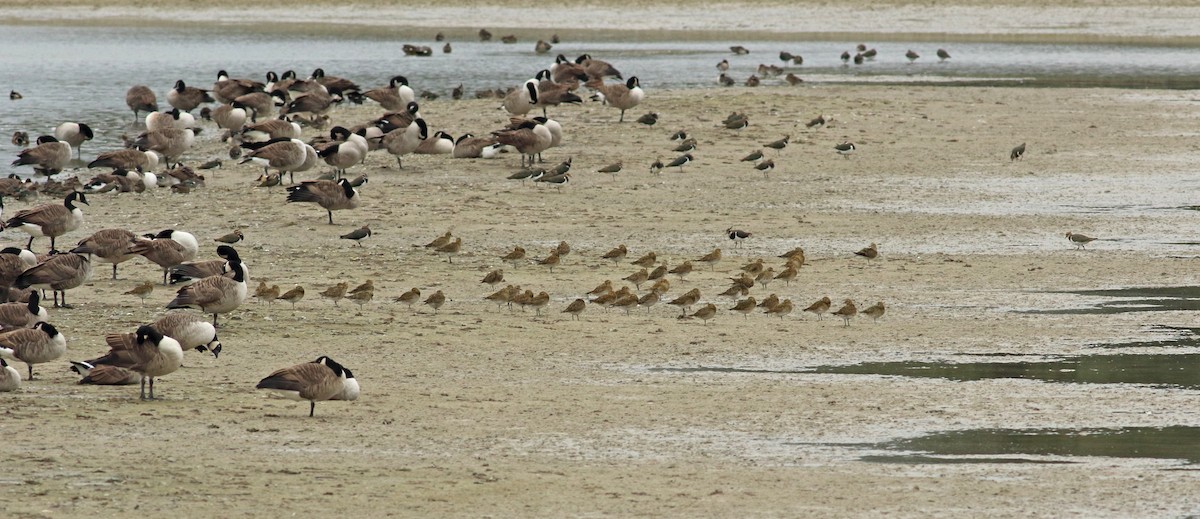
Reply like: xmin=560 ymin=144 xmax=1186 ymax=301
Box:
xmin=731 ymin=297 xmax=757 ymax=318
xmin=758 ymin=293 xmax=780 ymax=312
xmin=340 ymin=225 xmax=372 ymax=246
xmin=636 ymin=290 xmax=660 ymax=313
xmin=485 ymin=285 xmax=518 ymax=310
xmin=831 ymin=299 xmax=857 ymax=327
xmin=668 ymin=261 xmax=693 ymax=280
xmin=501 ymin=246 xmax=527 ymax=266
xmin=650 ymin=278 xmax=670 ymax=295
xmin=562 ymin=298 xmax=586 ymax=320
xmin=774 ymin=265 xmax=797 ymax=286
xmin=481 ymin=269 xmax=504 ymax=285
xmin=349 ymin=280 xmax=374 ymax=295
xmin=740 ymin=149 xmax=763 ymax=163
xmin=320 ymin=282 xmax=349 ymax=306
xmin=555 ymin=241 xmax=571 ymax=257
xmin=1066 ymin=232 xmax=1097 ymax=249
xmin=631 ymin=252 xmax=657 ymax=268
xmin=124 ymin=281 xmax=154 ymax=304
xmin=436 ymin=237 xmax=462 ymax=263
xmin=647 ymin=264 xmax=667 ymax=281
xmin=597 ymin=162 xmax=622 ymax=178
xmin=256 ymin=282 xmax=281 ymax=305
xmin=765 ymin=298 xmax=794 ymax=319
xmin=803 ymin=296 xmax=832 ymax=319
xmin=623 ymin=268 xmax=649 ymax=290
xmin=276 ymin=285 xmax=305 ymax=309
xmin=861 ymin=301 xmax=886 ymax=322
xmin=779 ymin=247 xmax=805 ymax=264
xmin=667 ymin=288 xmax=701 ymax=316
xmin=214 ymin=229 xmax=244 ymax=244
xmin=538 ymin=251 xmax=561 ymax=273
xmin=697 ymin=248 xmax=722 ymax=271
xmin=528 ymin=291 xmax=550 ymax=316
xmin=689 ymin=303 xmax=717 ymax=324
xmin=424 ymin=231 xmax=453 ymax=249
xmin=855 ymin=243 xmax=878 ymax=263
xmin=587 ymin=280 xmax=613 ymax=297
xmin=393 ymin=287 xmax=421 ymax=311
xmin=755 ymin=267 xmax=775 ymax=288
xmin=1011 ymin=142 xmax=1026 ymax=161
xmin=423 ymin=290 xmax=446 ymax=313
xmin=602 ymin=244 xmax=628 ymax=263
xmin=741 ymin=258 xmax=765 ymax=276
xmin=346 ymin=288 xmax=373 ymax=310
xmin=764 ymin=135 xmax=788 ymax=152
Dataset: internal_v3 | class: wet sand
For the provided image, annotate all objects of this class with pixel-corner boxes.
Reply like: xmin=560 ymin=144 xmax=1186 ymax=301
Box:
xmin=4 ymin=3 xmax=1200 ymax=518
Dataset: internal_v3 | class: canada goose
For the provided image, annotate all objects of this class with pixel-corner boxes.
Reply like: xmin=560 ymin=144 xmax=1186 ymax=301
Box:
xmin=363 ymin=75 xmax=415 ymax=111
xmin=549 ymin=54 xmax=588 ymax=84
xmin=153 ymin=310 xmax=221 ymax=358
xmin=127 ymin=229 xmax=199 ymax=285
xmin=53 ymin=122 xmax=93 ymax=158
xmin=240 ymin=138 xmax=313 ymax=183
xmin=0 ymin=357 xmax=20 ymax=391
xmin=309 ymin=68 xmax=360 ymax=96
xmin=315 ymin=127 xmax=367 ymax=176
xmin=90 ymin=324 xmax=184 ymax=399
xmin=145 ymin=108 xmax=194 ymax=132
xmin=70 ymin=228 xmax=139 ymax=280
xmin=11 ymin=135 xmax=72 ymax=176
xmin=575 ymin=54 xmax=622 ymax=79
xmin=70 ymin=361 xmax=140 ymax=385
xmin=286 ymin=178 xmax=359 ymax=225
xmin=532 ymin=70 xmax=583 ymax=117
xmin=377 ymin=118 xmax=428 ymax=169
xmin=372 ymin=101 xmax=421 ymax=129
xmin=493 ymin=119 xmax=552 ymax=168
xmin=242 ymin=116 xmax=302 ymax=142
xmin=14 ymin=252 xmax=92 ymax=307
xmin=166 ymin=245 xmax=248 ymax=326
xmin=232 ymin=91 xmax=277 ymax=120
xmin=4 ymin=191 xmax=88 ymax=251
xmin=211 ymin=70 xmax=264 ymax=104
xmin=0 ymin=247 xmax=36 ymax=300
xmin=125 ymin=85 xmax=157 ymax=121
xmin=281 ymin=89 xmax=337 ymax=117
xmin=415 ymin=131 xmax=454 ymax=154
xmin=0 ymin=322 xmax=65 ymax=379
xmin=502 ymin=79 xmax=539 ymax=116
xmin=0 ymin=290 xmax=46 ymax=329
xmin=256 ymin=355 xmax=352 ymax=417
xmin=87 ymin=148 xmax=159 ymax=174
xmin=133 ymin=127 xmax=194 ymax=167
xmin=167 ymin=80 xmax=214 ymax=112
xmin=585 ymin=76 xmax=644 ymax=122
xmin=212 ymin=102 xmax=251 ymax=138
xmin=451 ymin=133 xmax=499 ymax=159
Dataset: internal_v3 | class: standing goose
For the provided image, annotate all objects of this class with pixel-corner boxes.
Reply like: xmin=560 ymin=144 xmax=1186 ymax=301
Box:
xmin=256 ymin=355 xmax=352 ymax=417
xmin=377 ymin=118 xmax=428 ymax=169
xmin=493 ymin=119 xmax=552 ymax=168
xmin=4 ymin=191 xmax=88 ymax=251
xmin=286 ymin=178 xmax=360 ymax=225
xmin=309 ymin=68 xmax=360 ymax=96
xmin=532 ymin=70 xmax=583 ymax=117
xmin=211 ymin=70 xmax=264 ymax=104
xmin=212 ymin=102 xmax=251 ymax=139
xmin=575 ymin=54 xmax=622 ymax=79
xmin=0 ymin=247 xmax=37 ymax=300
xmin=166 ymin=79 xmax=215 ymax=112
xmin=70 ymin=228 xmax=139 ymax=280
xmin=0 ymin=321 xmax=66 ymax=379
xmin=501 ymin=79 xmax=539 ymax=116
xmin=127 ymin=229 xmax=199 ymax=285
xmin=165 ymin=245 xmax=248 ymax=326
xmin=12 ymin=135 xmax=72 ymax=176
xmin=133 ymin=127 xmax=194 ymax=167
xmin=153 ymin=311 xmax=221 ymax=358
xmin=0 ymin=291 xmax=47 ymax=329
xmin=550 ymin=54 xmax=588 ymax=84
xmin=363 ymin=75 xmax=415 ymax=111
xmin=0 ymin=358 xmax=19 ymax=391
xmin=91 ymin=324 xmax=184 ymax=400
xmin=239 ymin=138 xmax=313 ymax=183
xmin=281 ymin=89 xmax=337 ymax=117
xmin=125 ymin=85 xmax=158 ymax=121
xmin=53 ymin=122 xmax=94 ymax=159
xmin=167 ymin=244 xmax=244 ymax=285
xmin=585 ymin=76 xmax=644 ymax=122
xmin=315 ymin=127 xmax=367 ymax=177
xmin=145 ymin=108 xmax=194 ymax=132
xmin=233 ymin=91 xmax=278 ymax=120
xmin=14 ymin=252 xmax=92 ymax=308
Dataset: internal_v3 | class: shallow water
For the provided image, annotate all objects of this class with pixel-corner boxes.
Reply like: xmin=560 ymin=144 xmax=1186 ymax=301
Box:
xmin=2 ymin=24 xmax=1200 ymax=173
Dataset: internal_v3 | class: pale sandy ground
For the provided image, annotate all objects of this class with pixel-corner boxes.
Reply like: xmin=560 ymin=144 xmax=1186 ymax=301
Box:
xmin=3 ymin=2 xmax=1200 ymax=518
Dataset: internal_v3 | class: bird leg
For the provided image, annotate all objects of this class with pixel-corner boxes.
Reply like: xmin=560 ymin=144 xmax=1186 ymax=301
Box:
xmin=111 ymin=264 xmax=118 ymax=281
xmin=309 ymin=401 xmax=316 ymax=417
xmin=139 ymin=376 xmax=148 ymax=400
xmin=27 ymin=364 xmax=34 ymax=380
xmin=327 ymin=210 xmax=334 ymax=225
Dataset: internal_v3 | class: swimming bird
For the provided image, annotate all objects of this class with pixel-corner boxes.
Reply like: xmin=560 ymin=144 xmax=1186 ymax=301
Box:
xmin=89 ymin=324 xmax=184 ymax=399
xmin=834 ymin=141 xmax=856 ymax=159
xmin=165 ymin=245 xmax=248 ymax=326
xmin=0 ymin=322 xmax=66 ymax=379
xmin=11 ymin=131 xmax=28 ymax=147
xmin=53 ymin=123 xmax=93 ymax=159
xmin=125 ymin=85 xmax=158 ymax=121
xmin=12 ymin=136 xmax=72 ymax=176
xmin=730 ymin=46 xmax=750 ymax=55
xmin=276 ymin=285 xmax=305 ymax=309
xmin=1066 ymin=232 xmax=1098 ymax=249
xmin=167 ymin=80 xmax=214 ymax=112
xmin=785 ymin=73 xmax=803 ymax=86
xmin=586 ymin=76 xmax=645 ymax=122
xmin=286 ymin=178 xmax=360 ymax=225
xmin=4 ymin=191 xmax=88 ymax=252
xmin=70 ymin=228 xmax=138 ymax=280
xmin=716 ymin=59 xmax=729 ymax=72
xmin=1010 ymin=142 xmax=1026 ymax=161
xmin=841 ymin=51 xmax=851 ymax=64
xmin=340 ymin=224 xmax=371 ymax=246
xmin=257 ymin=356 xmax=352 ymax=417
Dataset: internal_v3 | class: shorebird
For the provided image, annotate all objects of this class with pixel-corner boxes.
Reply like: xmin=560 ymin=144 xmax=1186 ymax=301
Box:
xmin=730 ymin=46 xmax=750 ymax=55
xmin=741 ymin=150 xmax=764 ymax=163
xmin=424 ymin=231 xmax=453 ymax=250
xmin=436 ymin=237 xmax=462 ymax=263
xmin=481 ymin=270 xmax=504 ymax=286
xmin=423 ymin=290 xmax=446 ymax=313
xmin=774 ymin=265 xmax=798 ymax=286
xmin=538 ymin=251 xmax=561 ymax=273
xmin=689 ymin=303 xmax=717 ymax=324
xmin=668 ymin=261 xmax=693 ymax=280
xmin=764 ymin=136 xmax=789 ymax=153
xmin=637 ymin=290 xmax=660 ymax=314
xmin=803 ymin=296 xmax=832 ymax=320
xmin=670 ymin=130 xmax=688 ymax=141
xmin=785 ymin=74 xmax=803 ymax=86
xmin=1011 ymin=142 xmax=1026 ymax=161
xmin=276 ymin=285 xmax=304 ymax=309
xmin=937 ymin=49 xmax=951 ymax=61
xmin=598 ymin=162 xmax=623 ymax=178
xmin=528 ymin=291 xmax=550 ymax=316
xmin=602 ymin=245 xmax=628 ymax=263
xmin=779 ymin=247 xmax=806 ymax=264
xmin=835 ymin=141 xmax=856 ymax=159
xmin=718 ymin=74 xmax=736 ymax=87
xmin=766 ymin=298 xmax=794 ymax=319
xmin=727 ymin=228 xmax=752 ymax=247
xmin=806 ymin=115 xmax=827 ymax=129
xmin=650 ymin=157 xmax=664 ymax=175
xmin=754 ymin=159 xmax=775 ymax=177
xmin=214 ymin=230 xmax=244 ymax=244
xmin=841 ymin=51 xmax=851 ymax=64
xmin=647 ymin=264 xmax=667 ymax=281
xmin=11 ymin=131 xmax=29 ymax=147
xmin=127 ymin=229 xmax=200 ymax=285
xmin=861 ymin=301 xmax=886 ymax=322
xmin=673 ymin=138 xmax=698 ymax=153
xmin=832 ymin=299 xmax=857 ymax=327
xmin=124 ymin=281 xmax=154 ymax=304
xmin=320 ymin=282 xmax=348 ymax=306
xmin=340 ymin=224 xmax=372 ymax=246
xmin=855 ymin=243 xmax=879 ymax=263
xmin=636 ymin=113 xmax=658 ymax=126
xmin=346 ymin=287 xmax=373 ymax=311
xmin=697 ymin=248 xmax=722 ymax=271
xmin=394 ymin=287 xmax=421 ymax=311
xmin=905 ymin=50 xmax=920 ymax=63
xmin=631 ymin=252 xmax=657 ymax=268
xmin=256 ymin=356 xmax=353 ymax=417
xmin=501 ymin=246 xmax=527 ymax=266
xmin=623 ymin=268 xmax=649 ymax=290
xmin=650 ymin=278 xmax=670 ymax=295
xmin=731 ymin=297 xmax=757 ymax=319
xmin=667 ymin=288 xmax=701 ymax=316
xmin=667 ymin=153 xmax=693 ymax=172
xmin=1066 ymin=232 xmax=1098 ymax=249
xmin=255 ymin=282 xmax=280 ymax=305
xmin=758 ymin=294 xmax=780 ymax=312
